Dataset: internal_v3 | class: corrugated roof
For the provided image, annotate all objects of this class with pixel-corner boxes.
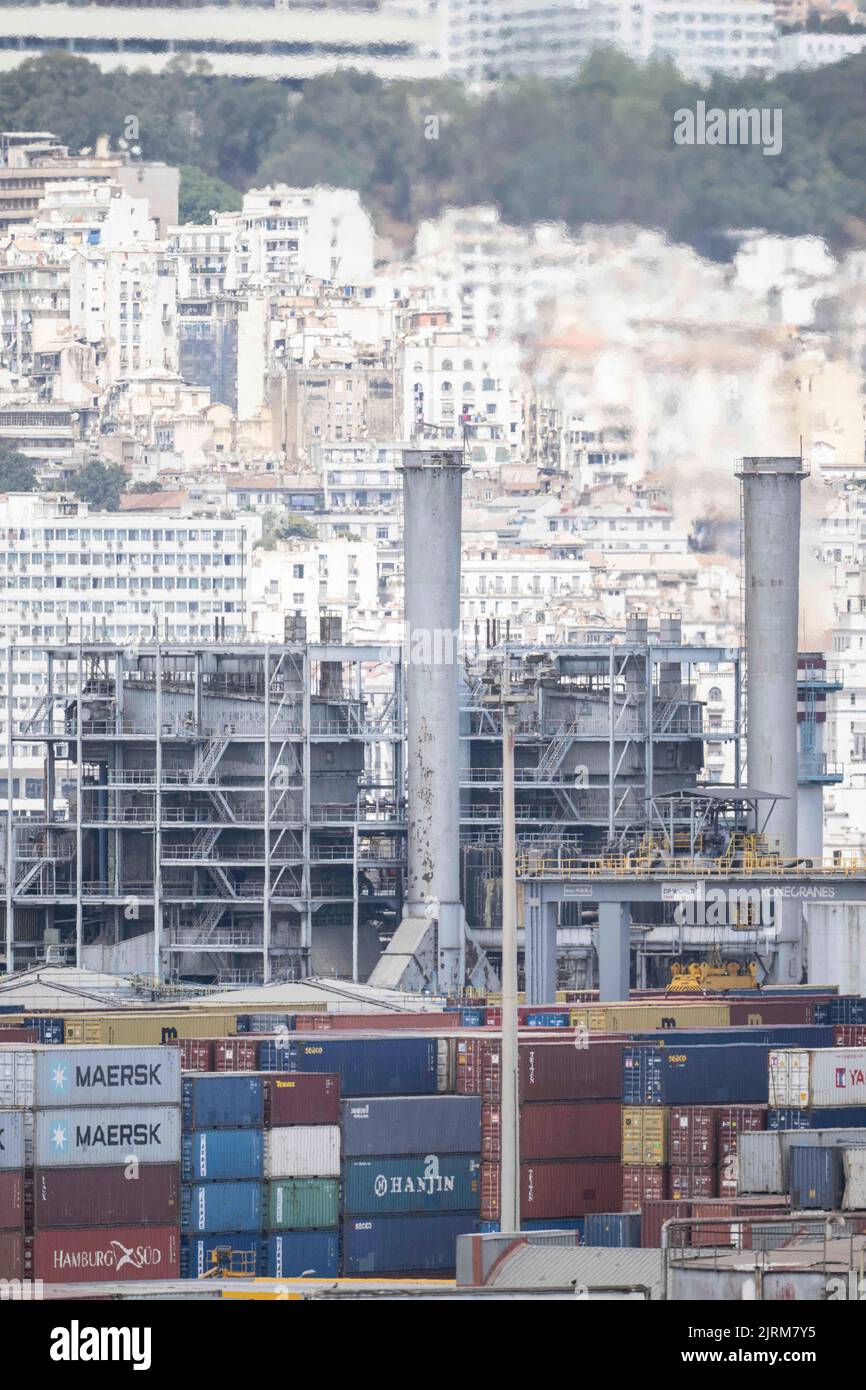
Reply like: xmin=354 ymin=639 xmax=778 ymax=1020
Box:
xmin=485 ymin=1245 xmax=664 ymax=1298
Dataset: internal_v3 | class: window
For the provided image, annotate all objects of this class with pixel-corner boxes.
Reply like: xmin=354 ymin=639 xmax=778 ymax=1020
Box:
xmin=292 ymin=564 xmax=304 ymax=579
xmin=708 ymin=686 xmax=722 ymax=702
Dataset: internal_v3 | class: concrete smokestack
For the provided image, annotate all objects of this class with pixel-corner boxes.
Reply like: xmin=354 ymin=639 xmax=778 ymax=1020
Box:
xmin=399 ymin=446 xmax=467 ymax=991
xmin=736 ymin=456 xmax=806 ymax=856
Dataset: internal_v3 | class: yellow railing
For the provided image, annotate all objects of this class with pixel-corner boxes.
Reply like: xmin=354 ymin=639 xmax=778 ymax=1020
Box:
xmin=516 ymin=853 xmax=866 ymax=879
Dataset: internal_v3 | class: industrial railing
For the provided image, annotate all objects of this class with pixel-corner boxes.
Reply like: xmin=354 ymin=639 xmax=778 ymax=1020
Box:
xmin=517 ymin=851 xmax=866 ymax=879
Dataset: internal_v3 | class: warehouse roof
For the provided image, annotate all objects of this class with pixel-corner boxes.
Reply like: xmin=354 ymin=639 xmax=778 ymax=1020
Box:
xmin=483 ymin=1245 xmax=664 ymax=1299
xmin=197 ymin=977 xmax=446 ymax=1013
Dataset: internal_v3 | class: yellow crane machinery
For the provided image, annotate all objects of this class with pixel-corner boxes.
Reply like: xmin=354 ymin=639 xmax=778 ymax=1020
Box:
xmin=667 ymin=954 xmax=760 ymax=994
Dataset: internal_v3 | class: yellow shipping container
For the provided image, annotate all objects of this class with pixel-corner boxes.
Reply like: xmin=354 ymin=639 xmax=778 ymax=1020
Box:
xmin=570 ymin=1003 xmax=730 ymax=1032
xmin=622 ymin=1106 xmax=669 ymax=1166
xmin=60 ymin=1011 xmax=239 ymax=1045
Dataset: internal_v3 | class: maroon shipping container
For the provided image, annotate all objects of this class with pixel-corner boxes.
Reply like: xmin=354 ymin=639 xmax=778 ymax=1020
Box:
xmin=521 ymin=1160 xmax=623 ymax=1219
xmin=717 ymin=1105 xmax=766 ymax=1196
xmin=0 ymin=1027 xmax=38 ymax=1042
xmin=31 ymin=1226 xmax=180 ymax=1283
xmin=641 ymin=1199 xmax=691 ymax=1248
xmin=215 ymin=1038 xmax=259 ymax=1072
xmin=623 ymin=1165 xmax=667 ymax=1211
xmin=172 ymin=1038 xmax=215 ymax=1071
xmin=482 ymin=1101 xmax=621 ymax=1161
xmin=519 ymin=1041 xmax=624 ymax=1102
xmin=690 ymin=1197 xmax=788 ymax=1249
xmin=481 ymin=1043 xmax=501 ymax=1102
xmin=669 ymin=1165 xmax=718 ymax=1200
xmin=31 ymin=1165 xmax=180 ymax=1229
xmin=305 ymin=1011 xmax=464 ymax=1031
xmin=263 ymin=1072 xmax=340 ymax=1127
xmin=0 ymin=1171 xmax=23 ymax=1230
xmin=669 ymin=1106 xmax=717 ymax=1167
xmin=0 ymin=1230 xmax=23 ymax=1279
xmin=836 ymin=1024 xmax=866 ymax=1047
xmin=727 ymin=1000 xmax=814 ymax=1026
xmin=480 ymin=1162 xmax=500 ymax=1220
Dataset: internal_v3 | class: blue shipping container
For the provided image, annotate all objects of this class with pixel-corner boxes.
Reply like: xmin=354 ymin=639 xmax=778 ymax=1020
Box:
xmin=789 ymin=1146 xmax=844 ymax=1210
xmin=260 ymin=1037 xmax=440 ymax=1097
xmin=182 ymin=1076 xmax=264 ymax=1130
xmin=236 ymin=1014 xmax=293 ymax=1034
xmin=584 ymin=1212 xmax=642 ymax=1248
xmin=460 ymin=1008 xmax=486 ymax=1027
xmin=263 ymin=1231 xmax=339 ymax=1278
xmin=341 ymin=1096 xmax=482 ymax=1157
xmin=182 ymin=1129 xmax=264 ymax=1182
xmin=342 ymin=1213 xmax=477 ymax=1274
xmin=629 ymin=1027 xmax=836 ymax=1049
xmin=24 ymin=1016 xmax=64 ymax=1044
xmin=343 ymin=1155 xmax=481 ymax=1214
xmin=769 ymin=1106 xmax=866 ymax=1131
xmin=815 ymin=999 xmax=866 ymax=1026
xmin=476 ymin=1218 xmax=586 ymax=1236
xmin=182 ymin=1181 xmax=263 ymax=1234
xmin=524 ymin=1011 xmax=570 ymax=1028
xmin=622 ymin=1044 xmax=770 ymax=1106
xmin=182 ymin=1235 xmax=263 ymax=1279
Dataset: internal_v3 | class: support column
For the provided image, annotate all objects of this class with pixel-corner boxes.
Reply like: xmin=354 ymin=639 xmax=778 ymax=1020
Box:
xmin=598 ymin=899 xmax=630 ymax=1001
xmin=525 ymin=891 xmax=557 ymax=1005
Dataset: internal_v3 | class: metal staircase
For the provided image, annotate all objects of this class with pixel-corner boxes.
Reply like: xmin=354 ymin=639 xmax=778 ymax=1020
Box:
xmin=536 ymin=721 xmax=577 ymax=779
xmin=194 ymin=733 xmax=231 ymax=782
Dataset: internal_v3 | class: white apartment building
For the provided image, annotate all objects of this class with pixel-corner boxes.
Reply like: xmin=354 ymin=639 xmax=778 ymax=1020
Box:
xmin=402 ymin=333 xmax=521 ymax=464
xmin=249 ymin=538 xmax=380 ymax=643
xmin=442 ymin=0 xmax=589 ymax=81
xmin=70 ymin=243 xmax=177 ymax=386
xmin=0 ymin=239 xmax=70 ymax=382
xmin=33 ymin=179 xmax=155 ymax=250
xmin=775 ymin=29 xmax=866 ymax=73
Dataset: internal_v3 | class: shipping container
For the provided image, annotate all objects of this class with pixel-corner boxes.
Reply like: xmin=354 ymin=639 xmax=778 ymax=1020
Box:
xmin=836 ymin=1025 xmax=866 ymax=1048
xmin=264 ymin=1230 xmax=339 ymax=1277
xmin=669 ymin=1106 xmax=717 ymax=1167
xmin=341 ymin=1212 xmax=476 ymax=1275
xmin=717 ymin=1105 xmax=767 ymax=1196
xmin=63 ymin=1011 xmax=237 ymax=1046
xmin=669 ymin=1166 xmax=717 ymax=1200
xmin=769 ymin=1106 xmax=866 ymax=1130
xmin=31 ymin=1225 xmax=179 ymax=1282
xmin=571 ymin=1003 xmax=730 ymax=1032
xmin=522 ymin=1101 xmax=622 ymax=1161
xmin=687 ymin=1197 xmax=791 ymax=1250
xmin=0 ymin=1170 xmax=22 ymax=1230
xmin=236 ymin=1014 xmax=292 ymax=1034
xmin=34 ymin=1106 xmax=181 ymax=1168
xmin=305 ymin=1012 xmax=464 ymax=1033
xmin=182 ymin=1234 xmax=263 ymax=1278
xmin=519 ymin=1041 xmax=624 ymax=1102
xmin=584 ymin=1212 xmax=641 ymax=1247
xmin=727 ymin=1001 xmax=815 ymax=1026
xmin=521 ymin=1159 xmax=622 ymax=1219
xmin=343 ymin=1155 xmax=480 ymax=1214
xmin=263 ymin=1125 xmax=340 ymax=1179
xmin=623 ymin=1165 xmax=667 ymax=1211
xmin=340 ymin=1095 xmax=482 ymax=1157
xmin=0 ymin=1028 xmax=38 ymax=1043
xmin=261 ymin=1036 xmax=442 ymax=1097
xmin=815 ymin=998 xmax=866 ymax=1026
xmin=264 ymin=1074 xmax=340 ymax=1128
xmin=182 ymin=1129 xmax=264 ymax=1183
xmin=737 ymin=1132 xmax=784 ymax=1194
xmin=0 ymin=1109 xmax=24 ymax=1169
xmin=641 ymin=1199 xmax=690 ymax=1248
xmin=182 ymin=1075 xmax=264 ymax=1130
xmin=22 ymin=1017 xmax=64 ymax=1045
xmin=789 ymin=1147 xmax=844 ymax=1210
xmin=623 ymin=1045 xmax=770 ymax=1106
xmin=0 ymin=1047 xmax=181 ymax=1109
xmin=173 ymin=1040 xmax=215 ymax=1072
xmin=0 ymin=1229 xmax=23 ymax=1278
xmin=32 ymin=1164 xmax=180 ymax=1228
xmin=182 ymin=1181 xmax=263 ymax=1234
xmin=631 ymin=1027 xmax=836 ymax=1049
xmin=265 ymin=1178 xmax=338 ymax=1230
xmin=481 ymin=1103 xmax=500 ymax=1162
xmin=215 ymin=1039 xmax=259 ymax=1073
xmin=769 ymin=1047 xmax=866 ymax=1109
xmin=622 ymin=1107 xmax=668 ymax=1166
xmin=480 ymin=1162 xmax=500 ymax=1221
xmin=842 ymin=1149 xmax=866 ymax=1210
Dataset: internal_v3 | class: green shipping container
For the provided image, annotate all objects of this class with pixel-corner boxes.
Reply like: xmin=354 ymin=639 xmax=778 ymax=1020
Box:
xmin=265 ymin=1179 xmax=339 ymax=1231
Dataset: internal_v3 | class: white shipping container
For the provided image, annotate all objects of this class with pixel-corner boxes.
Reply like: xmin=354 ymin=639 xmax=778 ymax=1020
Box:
xmin=769 ymin=1048 xmax=866 ymax=1109
xmin=842 ymin=1149 xmax=866 ymax=1210
xmin=0 ymin=1046 xmax=181 ymax=1108
xmin=34 ymin=1106 xmax=181 ymax=1168
xmin=0 ymin=1109 xmax=24 ymax=1170
xmin=737 ymin=1132 xmax=783 ymax=1194
xmin=263 ymin=1125 xmax=340 ymax=1178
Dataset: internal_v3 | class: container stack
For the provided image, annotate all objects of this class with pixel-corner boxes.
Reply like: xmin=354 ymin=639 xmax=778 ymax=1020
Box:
xmin=340 ymin=1095 xmax=481 ymax=1275
xmin=0 ymin=1045 xmax=182 ymax=1283
xmin=0 ymin=1109 xmax=24 ymax=1280
xmin=181 ymin=1072 xmax=342 ymax=1278
xmin=768 ymin=1046 xmax=866 ymax=1130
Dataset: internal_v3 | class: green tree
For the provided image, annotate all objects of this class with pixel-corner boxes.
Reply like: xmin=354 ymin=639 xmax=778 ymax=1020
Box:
xmin=71 ymin=461 xmax=128 ymax=512
xmin=179 ymin=165 xmax=242 ymax=223
xmin=0 ymin=447 xmax=38 ymax=491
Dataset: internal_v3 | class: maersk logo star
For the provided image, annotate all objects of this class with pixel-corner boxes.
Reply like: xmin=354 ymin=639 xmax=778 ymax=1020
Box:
xmin=51 ymin=1066 xmax=67 ymax=1091
xmin=52 ymin=1125 xmax=67 ymax=1151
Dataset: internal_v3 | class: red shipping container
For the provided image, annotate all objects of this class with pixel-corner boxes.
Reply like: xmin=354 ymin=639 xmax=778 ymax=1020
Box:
xmin=305 ymin=1011 xmax=463 ymax=1031
xmin=623 ymin=1165 xmax=667 ymax=1211
xmin=172 ymin=1038 xmax=215 ymax=1071
xmin=481 ymin=1042 xmax=501 ymax=1102
xmin=690 ymin=1197 xmax=788 ymax=1249
xmin=521 ymin=1160 xmax=622 ymax=1219
xmin=669 ymin=1166 xmax=718 ymax=1201
xmin=0 ymin=1171 xmax=23 ymax=1230
xmin=0 ymin=1230 xmax=23 ymax=1279
xmin=641 ymin=1199 xmax=691 ymax=1248
xmin=836 ymin=1024 xmax=866 ymax=1047
xmin=669 ymin=1106 xmax=717 ymax=1167
xmin=480 ymin=1162 xmax=500 ymax=1221
xmin=31 ymin=1166 xmax=180 ymax=1229
xmin=717 ymin=1105 xmax=766 ymax=1195
xmin=215 ymin=1038 xmax=258 ymax=1072
xmin=728 ymin=1000 xmax=814 ymax=1026
xmin=263 ymin=1072 xmax=340 ymax=1127
xmin=455 ymin=1038 xmax=484 ymax=1095
xmin=31 ymin=1226 xmax=180 ymax=1283
xmin=482 ymin=1104 xmax=500 ymax=1162
xmin=519 ymin=1041 xmax=624 ymax=1102
xmin=0 ymin=1027 xmax=38 ymax=1042
xmin=482 ymin=1100 xmax=621 ymax=1161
